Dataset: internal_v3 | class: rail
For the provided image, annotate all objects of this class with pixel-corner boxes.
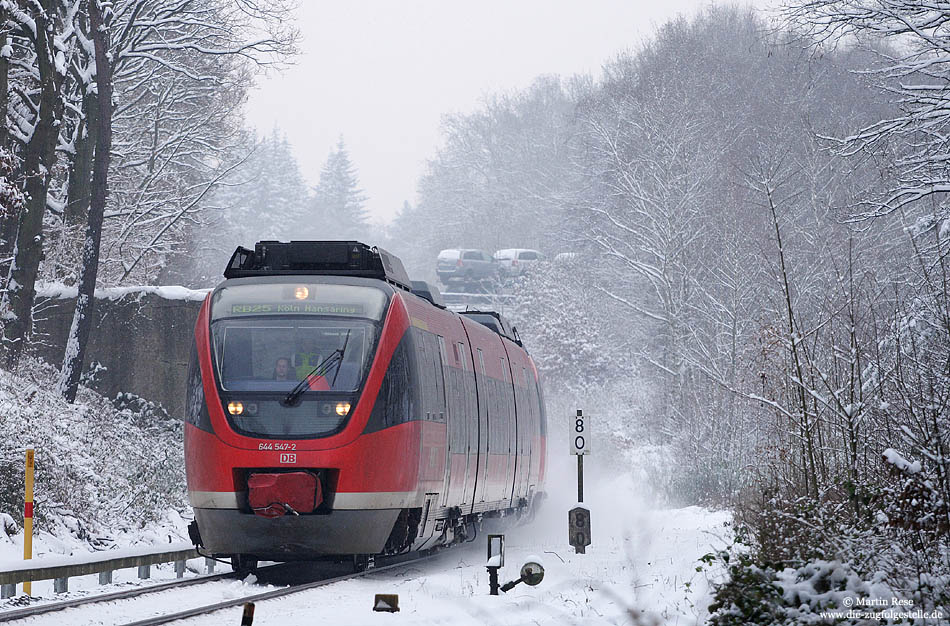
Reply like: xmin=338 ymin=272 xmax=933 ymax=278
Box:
xmin=125 ymin=549 xmax=439 ymax=626
xmin=0 ymin=543 xmax=213 ymax=598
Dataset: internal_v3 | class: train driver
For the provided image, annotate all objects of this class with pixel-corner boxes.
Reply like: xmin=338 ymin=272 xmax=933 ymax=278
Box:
xmin=273 ymin=357 xmax=292 ymax=381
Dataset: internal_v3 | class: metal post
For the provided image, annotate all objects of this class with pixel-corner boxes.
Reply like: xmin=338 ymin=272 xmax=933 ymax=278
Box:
xmin=577 ymin=454 xmax=584 ymax=503
xmin=1 ymin=583 xmax=15 ymax=599
xmin=53 ymin=577 xmax=68 ymax=594
xmin=99 ymin=570 xmax=113 ymax=585
xmin=241 ymin=602 xmax=256 ymax=626
xmin=137 ymin=564 xmax=150 ymax=579
xmin=23 ymin=448 xmax=34 ymax=596
xmin=206 ymin=557 xmax=215 ymax=574
xmin=175 ymin=559 xmax=185 ymax=578
xmin=488 ymin=566 xmax=499 ymax=595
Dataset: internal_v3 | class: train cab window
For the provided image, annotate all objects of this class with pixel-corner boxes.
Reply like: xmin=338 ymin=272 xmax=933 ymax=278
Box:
xmin=212 ymin=320 xmax=373 ymax=393
xmin=209 ymin=282 xmax=387 ymax=394
xmin=207 ymin=283 xmax=389 ymax=439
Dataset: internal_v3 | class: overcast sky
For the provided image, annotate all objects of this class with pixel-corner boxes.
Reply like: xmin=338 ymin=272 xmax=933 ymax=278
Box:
xmin=244 ymin=1 xmax=765 ymax=224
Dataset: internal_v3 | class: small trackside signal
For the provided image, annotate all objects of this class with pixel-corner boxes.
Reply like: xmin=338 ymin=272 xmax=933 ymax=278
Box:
xmin=568 ymin=506 xmax=591 ymax=554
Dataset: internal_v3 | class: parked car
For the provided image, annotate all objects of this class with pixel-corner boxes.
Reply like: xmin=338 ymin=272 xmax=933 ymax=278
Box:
xmin=493 ymin=248 xmax=544 ymax=278
xmin=436 ymin=249 xmax=498 ymax=286
xmin=553 ymin=252 xmax=580 ymax=263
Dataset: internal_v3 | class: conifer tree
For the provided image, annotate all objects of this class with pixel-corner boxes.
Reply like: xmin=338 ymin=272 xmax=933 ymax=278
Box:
xmin=167 ymin=128 xmax=310 ymax=285
xmin=309 ymin=137 xmax=368 ymax=239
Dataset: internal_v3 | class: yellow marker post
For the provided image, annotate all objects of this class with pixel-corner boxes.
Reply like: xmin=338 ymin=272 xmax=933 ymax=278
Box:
xmin=23 ymin=448 xmax=34 ymax=596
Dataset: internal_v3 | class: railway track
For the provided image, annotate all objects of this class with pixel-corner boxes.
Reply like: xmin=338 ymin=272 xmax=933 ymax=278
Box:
xmin=0 ymin=550 xmax=437 ymax=625
xmin=0 ymin=566 xmax=245 ymax=624
xmin=125 ymin=550 xmax=436 ymax=626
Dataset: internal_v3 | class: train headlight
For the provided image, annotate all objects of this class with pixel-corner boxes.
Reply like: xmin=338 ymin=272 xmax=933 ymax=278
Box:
xmin=228 ymin=401 xmax=245 ymax=415
xmin=294 ymin=286 xmax=309 ymax=300
xmin=335 ymin=402 xmax=351 ymax=416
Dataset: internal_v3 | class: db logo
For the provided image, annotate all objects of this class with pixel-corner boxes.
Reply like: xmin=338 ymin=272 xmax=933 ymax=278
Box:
xmin=279 ymin=453 xmax=297 ymax=464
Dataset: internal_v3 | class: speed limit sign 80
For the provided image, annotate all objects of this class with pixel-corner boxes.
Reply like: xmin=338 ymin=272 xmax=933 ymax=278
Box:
xmin=570 ymin=409 xmax=589 ymax=455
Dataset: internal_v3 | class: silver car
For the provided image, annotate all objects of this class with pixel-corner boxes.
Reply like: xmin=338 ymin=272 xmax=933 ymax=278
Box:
xmin=436 ymin=249 xmax=497 ymax=286
xmin=493 ymin=248 xmax=544 ymax=278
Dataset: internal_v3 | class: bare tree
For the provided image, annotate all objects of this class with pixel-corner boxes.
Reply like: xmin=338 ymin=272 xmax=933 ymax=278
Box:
xmin=1 ymin=0 xmax=71 ymax=367
xmin=782 ymin=1 xmax=950 ymax=220
xmin=55 ymin=0 xmax=297 ymax=399
xmin=57 ymin=0 xmax=112 ymax=402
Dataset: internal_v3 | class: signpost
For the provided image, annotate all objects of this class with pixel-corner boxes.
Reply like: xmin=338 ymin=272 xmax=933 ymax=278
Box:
xmin=569 ymin=410 xmax=591 ymax=554
xmin=23 ymin=448 xmax=34 ymax=596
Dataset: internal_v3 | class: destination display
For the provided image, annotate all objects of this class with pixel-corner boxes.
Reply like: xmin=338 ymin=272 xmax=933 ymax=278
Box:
xmin=229 ymin=303 xmax=365 ymax=315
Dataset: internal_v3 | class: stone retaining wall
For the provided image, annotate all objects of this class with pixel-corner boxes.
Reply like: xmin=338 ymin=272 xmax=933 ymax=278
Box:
xmin=31 ymin=289 xmax=207 ymax=418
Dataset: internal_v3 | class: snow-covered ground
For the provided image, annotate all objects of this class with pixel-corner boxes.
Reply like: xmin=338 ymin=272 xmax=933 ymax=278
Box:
xmin=2 ymin=451 xmax=730 ymax=625
xmin=208 ymin=453 xmax=731 ymax=626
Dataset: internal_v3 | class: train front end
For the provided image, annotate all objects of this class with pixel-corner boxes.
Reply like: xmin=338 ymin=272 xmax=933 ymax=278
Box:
xmin=184 ymin=242 xmax=417 ymax=563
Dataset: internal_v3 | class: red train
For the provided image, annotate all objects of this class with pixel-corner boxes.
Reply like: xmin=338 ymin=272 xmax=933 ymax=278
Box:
xmin=184 ymin=241 xmax=547 ymax=572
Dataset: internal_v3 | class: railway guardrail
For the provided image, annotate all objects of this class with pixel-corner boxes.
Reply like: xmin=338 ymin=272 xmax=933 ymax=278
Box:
xmin=0 ymin=544 xmax=214 ymax=598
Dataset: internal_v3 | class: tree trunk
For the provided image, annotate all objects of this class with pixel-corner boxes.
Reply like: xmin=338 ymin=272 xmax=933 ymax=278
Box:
xmin=0 ymin=5 xmax=15 ymax=272
xmin=1 ymin=1 xmax=64 ymax=367
xmin=0 ymin=5 xmax=9 ymax=149
xmin=59 ymin=0 xmax=112 ymax=402
xmin=64 ymin=92 xmax=99 ymax=226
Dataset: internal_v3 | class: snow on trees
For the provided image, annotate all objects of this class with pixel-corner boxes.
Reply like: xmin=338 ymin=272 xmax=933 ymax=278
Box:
xmin=0 ymin=0 xmax=297 ymax=385
xmin=1 ymin=0 xmax=70 ymax=367
xmin=168 ymin=128 xmax=312 ymax=285
xmin=783 ymin=1 xmax=950 ymax=221
xmin=308 ymin=137 xmax=368 ymax=240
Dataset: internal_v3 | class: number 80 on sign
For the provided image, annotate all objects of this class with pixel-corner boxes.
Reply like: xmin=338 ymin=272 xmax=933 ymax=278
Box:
xmin=571 ymin=409 xmax=590 ymax=455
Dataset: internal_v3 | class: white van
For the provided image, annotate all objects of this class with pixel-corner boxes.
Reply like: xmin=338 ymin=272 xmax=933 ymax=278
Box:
xmin=493 ymin=249 xmax=543 ymax=278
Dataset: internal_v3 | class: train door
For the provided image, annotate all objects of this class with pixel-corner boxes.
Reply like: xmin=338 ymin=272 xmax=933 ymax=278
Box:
xmin=519 ymin=366 xmax=533 ymax=499
xmin=425 ymin=332 xmax=450 ymax=507
xmin=500 ymin=356 xmax=516 ymax=505
xmin=474 ymin=346 xmax=490 ymax=504
xmin=439 ymin=335 xmax=467 ymax=508
xmin=454 ymin=340 xmax=477 ymax=513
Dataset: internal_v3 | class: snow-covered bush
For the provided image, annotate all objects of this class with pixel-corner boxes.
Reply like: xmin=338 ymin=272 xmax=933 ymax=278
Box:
xmin=709 ymin=547 xmax=949 ymax=626
xmin=0 ymin=358 xmax=186 ymax=547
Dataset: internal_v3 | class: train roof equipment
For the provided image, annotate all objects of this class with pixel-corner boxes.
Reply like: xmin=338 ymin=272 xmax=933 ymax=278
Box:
xmin=460 ymin=310 xmax=523 ymax=346
xmin=224 ymin=241 xmax=412 ymax=291
xmin=410 ymin=280 xmax=446 ymax=309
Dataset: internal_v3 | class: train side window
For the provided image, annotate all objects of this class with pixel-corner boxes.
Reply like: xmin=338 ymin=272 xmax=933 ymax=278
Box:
xmin=386 ymin=337 xmax=412 ymax=427
xmin=186 ymin=341 xmax=212 ymax=432
xmin=425 ymin=332 xmax=447 ymax=422
xmin=411 ymin=327 xmax=432 ymax=420
xmin=477 ymin=348 xmax=485 ymax=375
xmin=437 ymin=335 xmax=447 ymax=366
